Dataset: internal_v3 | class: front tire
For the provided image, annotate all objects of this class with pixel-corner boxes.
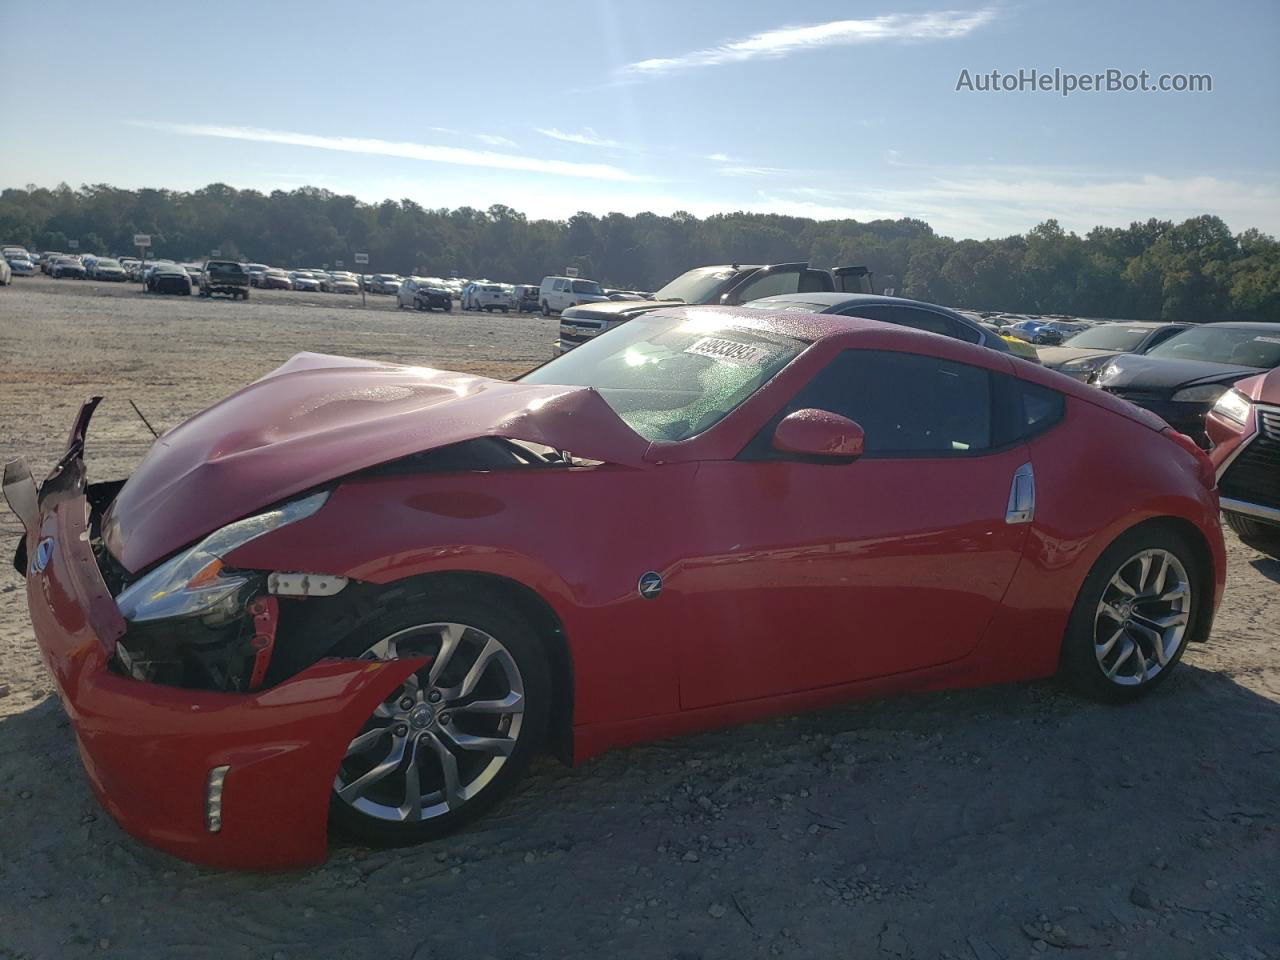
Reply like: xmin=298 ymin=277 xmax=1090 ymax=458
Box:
xmin=328 ymin=586 xmax=551 ymax=847
xmin=1060 ymin=526 xmax=1203 ymax=702
xmin=1224 ymin=512 xmax=1280 ymax=560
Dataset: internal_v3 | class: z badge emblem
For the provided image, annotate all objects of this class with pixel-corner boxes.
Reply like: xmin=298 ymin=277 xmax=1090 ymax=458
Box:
xmin=637 ymin=571 xmax=663 ymax=600
xmin=31 ymin=537 xmax=54 ymax=574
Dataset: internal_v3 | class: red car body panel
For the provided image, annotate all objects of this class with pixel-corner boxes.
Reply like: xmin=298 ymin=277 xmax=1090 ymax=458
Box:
xmin=102 ymin=352 xmax=651 ymax=573
xmin=13 ymin=307 xmax=1227 ymax=869
xmin=1206 ymin=370 xmax=1277 ymax=464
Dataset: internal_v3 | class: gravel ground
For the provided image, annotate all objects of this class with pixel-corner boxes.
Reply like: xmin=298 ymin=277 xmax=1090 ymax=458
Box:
xmin=0 ymin=276 xmax=1276 ymax=960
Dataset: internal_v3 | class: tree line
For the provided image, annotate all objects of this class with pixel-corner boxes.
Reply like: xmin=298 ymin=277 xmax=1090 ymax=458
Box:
xmin=2 ymin=182 xmax=1277 ymax=322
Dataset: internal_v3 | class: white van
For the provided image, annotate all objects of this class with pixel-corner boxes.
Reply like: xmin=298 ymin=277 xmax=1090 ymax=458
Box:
xmin=539 ymin=275 xmax=609 ymax=316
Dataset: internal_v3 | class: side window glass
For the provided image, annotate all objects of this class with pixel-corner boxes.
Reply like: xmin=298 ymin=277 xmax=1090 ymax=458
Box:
xmin=734 ymin=269 xmax=801 ymax=302
xmin=749 ymin=350 xmax=993 ymax=457
xmin=555 ymin=279 xmax=568 ymax=292
xmin=1017 ymin=380 xmax=1065 ymax=437
xmin=843 ymin=305 xmax=956 ymax=338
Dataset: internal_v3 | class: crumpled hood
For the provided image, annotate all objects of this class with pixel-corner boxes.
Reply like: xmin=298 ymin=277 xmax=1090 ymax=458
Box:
xmin=560 ymin=300 xmax=666 ymax=323
xmin=1095 ymin=354 xmax=1261 ymax=391
xmin=103 ymin=352 xmax=649 ymax=572
xmin=1036 ymin=346 xmax=1116 ymax=368
xmin=1232 ymin=368 xmax=1280 ymax=406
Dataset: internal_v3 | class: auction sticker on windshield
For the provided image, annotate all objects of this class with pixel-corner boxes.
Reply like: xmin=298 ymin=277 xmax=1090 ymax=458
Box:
xmin=684 ymin=337 xmax=772 ymax=365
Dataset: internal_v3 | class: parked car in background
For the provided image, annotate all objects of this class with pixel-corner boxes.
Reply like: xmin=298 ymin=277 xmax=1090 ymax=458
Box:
xmin=329 ymin=272 xmax=361 ymax=294
xmin=6 ymin=254 xmax=36 ymax=277
xmin=514 ymin=284 xmax=541 ymax=313
xmin=604 ymin=288 xmax=645 ymax=301
xmin=369 ymin=274 xmax=402 ymax=295
xmin=262 ymin=269 xmax=293 ymax=290
xmin=90 ymin=257 xmax=128 ymax=282
xmin=397 ymin=277 xmax=452 ymax=311
xmin=4 ymin=309 xmax=1225 ymax=868
xmin=740 ymin=293 xmax=1013 ymax=356
xmin=40 ymin=252 xmax=65 ymax=274
xmin=1037 ymin=322 xmax=1190 ymax=380
xmin=50 ymin=256 xmax=87 ymax=279
xmin=1207 ymin=367 xmax=1280 ymax=559
xmin=245 ymin=264 xmax=269 ymax=287
xmin=289 ymin=271 xmax=322 ymax=292
xmin=471 ymin=282 xmax=511 ymax=313
xmin=539 ymin=275 xmax=609 ymax=315
xmin=1006 ymin=319 xmax=1061 ymax=344
xmin=1095 ymin=322 xmax=1280 ymax=447
xmin=145 ymin=263 xmax=193 ymax=295
xmin=553 ymin=262 xmax=874 ymax=355
xmin=199 ymin=260 xmax=250 ymax=300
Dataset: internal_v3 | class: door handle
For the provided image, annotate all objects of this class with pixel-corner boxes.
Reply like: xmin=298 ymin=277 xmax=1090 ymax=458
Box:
xmin=1005 ymin=462 xmax=1035 ymax=524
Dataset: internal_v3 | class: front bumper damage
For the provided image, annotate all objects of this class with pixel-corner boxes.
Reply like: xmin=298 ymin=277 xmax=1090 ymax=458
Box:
xmin=5 ymin=399 xmax=425 ymax=870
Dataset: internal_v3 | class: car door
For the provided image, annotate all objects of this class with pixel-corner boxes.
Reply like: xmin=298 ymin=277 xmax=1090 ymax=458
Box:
xmin=674 ymin=347 xmax=1038 ymax=709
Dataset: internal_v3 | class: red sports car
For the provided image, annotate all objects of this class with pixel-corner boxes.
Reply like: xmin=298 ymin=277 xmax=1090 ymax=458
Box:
xmin=1206 ymin=367 xmax=1280 ymax=558
xmin=5 ymin=306 xmax=1226 ymax=870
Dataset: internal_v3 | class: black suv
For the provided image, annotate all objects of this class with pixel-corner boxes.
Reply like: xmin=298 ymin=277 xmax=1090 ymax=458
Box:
xmin=554 ymin=263 xmax=874 ymax=356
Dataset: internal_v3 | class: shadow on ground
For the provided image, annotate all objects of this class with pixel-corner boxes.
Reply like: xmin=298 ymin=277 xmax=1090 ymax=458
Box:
xmin=1 ymin=659 xmax=1276 ymax=960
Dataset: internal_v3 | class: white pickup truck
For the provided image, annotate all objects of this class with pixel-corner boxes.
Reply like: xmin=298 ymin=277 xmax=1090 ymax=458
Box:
xmin=554 ymin=262 xmax=874 ymax=356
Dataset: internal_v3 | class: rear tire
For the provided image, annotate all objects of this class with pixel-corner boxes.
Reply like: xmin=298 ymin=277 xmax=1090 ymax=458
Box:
xmin=1060 ymin=525 xmax=1205 ymax=703
xmin=327 ymin=585 xmax=551 ymax=847
xmin=1224 ymin=512 xmax=1280 ymax=560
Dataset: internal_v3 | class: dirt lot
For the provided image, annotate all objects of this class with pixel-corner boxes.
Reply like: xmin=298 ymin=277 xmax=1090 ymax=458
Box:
xmin=0 ymin=276 xmax=1276 ymax=960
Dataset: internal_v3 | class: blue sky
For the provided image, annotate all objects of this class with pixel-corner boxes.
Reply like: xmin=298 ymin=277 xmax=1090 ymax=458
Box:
xmin=3 ymin=0 xmax=1277 ymax=238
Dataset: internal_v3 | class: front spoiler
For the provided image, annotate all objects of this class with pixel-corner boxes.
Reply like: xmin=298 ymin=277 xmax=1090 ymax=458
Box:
xmin=7 ymin=399 xmax=427 ymax=870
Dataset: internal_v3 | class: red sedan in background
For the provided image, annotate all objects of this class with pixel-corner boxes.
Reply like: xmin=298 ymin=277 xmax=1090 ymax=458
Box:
xmin=5 ymin=306 xmax=1225 ymax=870
xmin=1207 ymin=367 xmax=1280 ymax=559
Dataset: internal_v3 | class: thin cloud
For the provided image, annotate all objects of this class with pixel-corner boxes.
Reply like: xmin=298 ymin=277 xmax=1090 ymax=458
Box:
xmin=624 ymin=9 xmax=997 ymax=76
xmin=705 ymin=152 xmax=736 ymax=163
xmin=136 ymin=123 xmax=643 ymax=182
xmin=719 ymin=165 xmax=792 ymax=178
xmin=536 ymin=127 xmax=623 ymax=148
xmin=474 ymin=133 xmax=517 ymax=147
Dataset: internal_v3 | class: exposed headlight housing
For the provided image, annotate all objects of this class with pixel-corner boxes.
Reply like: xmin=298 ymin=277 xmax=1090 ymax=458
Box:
xmin=115 ymin=490 xmax=328 ymax=622
xmin=1211 ymin=387 xmax=1252 ymax=425
xmin=1172 ymin=384 xmax=1229 ymax=403
xmin=1097 ymin=362 xmax=1123 ymax=383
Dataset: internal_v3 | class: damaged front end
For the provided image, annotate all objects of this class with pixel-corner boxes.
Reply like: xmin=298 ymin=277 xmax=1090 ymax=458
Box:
xmin=104 ymin=488 xmax=336 ymax=692
xmin=4 ymin=398 xmax=426 ymax=869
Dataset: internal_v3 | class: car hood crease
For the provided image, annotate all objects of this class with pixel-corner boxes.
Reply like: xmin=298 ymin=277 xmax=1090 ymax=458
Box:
xmin=102 ymin=352 xmax=650 ymax=572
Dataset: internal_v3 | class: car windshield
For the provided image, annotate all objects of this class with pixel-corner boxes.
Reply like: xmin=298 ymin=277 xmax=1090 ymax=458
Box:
xmin=1062 ymin=325 xmax=1154 ymax=350
xmin=520 ymin=315 xmax=806 ymax=442
xmin=1148 ymin=326 xmax=1280 ymax=368
xmin=651 ymin=266 xmax=740 ymax=304
xmin=570 ymin=279 xmax=603 ymax=295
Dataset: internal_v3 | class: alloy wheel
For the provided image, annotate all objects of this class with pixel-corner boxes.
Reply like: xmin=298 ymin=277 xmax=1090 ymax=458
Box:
xmin=335 ymin=622 xmax=526 ymax=823
xmin=1093 ymin=548 xmax=1192 ymax=686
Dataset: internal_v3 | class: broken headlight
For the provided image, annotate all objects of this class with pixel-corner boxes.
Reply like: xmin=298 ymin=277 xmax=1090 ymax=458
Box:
xmin=116 ymin=490 xmax=328 ymax=623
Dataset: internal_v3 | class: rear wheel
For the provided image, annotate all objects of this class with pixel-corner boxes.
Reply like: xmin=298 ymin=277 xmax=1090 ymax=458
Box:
xmin=329 ymin=589 xmax=550 ymax=847
xmin=1060 ymin=526 xmax=1203 ymax=702
xmin=1224 ymin=512 xmax=1280 ymax=560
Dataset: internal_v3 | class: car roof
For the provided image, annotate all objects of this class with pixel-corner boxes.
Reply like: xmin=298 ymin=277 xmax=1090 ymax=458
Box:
xmin=1198 ymin=321 xmax=1280 ymax=330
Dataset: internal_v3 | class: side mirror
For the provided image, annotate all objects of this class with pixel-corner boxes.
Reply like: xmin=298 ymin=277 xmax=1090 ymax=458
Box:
xmin=772 ymin=408 xmax=864 ymax=460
